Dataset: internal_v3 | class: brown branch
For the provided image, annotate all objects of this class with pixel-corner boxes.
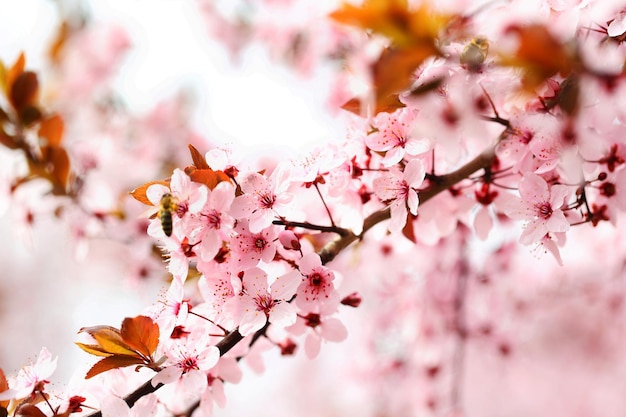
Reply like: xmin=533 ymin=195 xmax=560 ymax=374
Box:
xmin=320 ymin=147 xmax=496 ymax=264
xmin=85 ymin=145 xmax=496 ymax=417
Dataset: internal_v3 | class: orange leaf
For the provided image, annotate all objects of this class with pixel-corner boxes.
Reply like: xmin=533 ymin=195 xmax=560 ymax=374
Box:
xmin=85 ymin=355 xmax=145 ymax=379
xmin=47 ymin=146 xmax=70 ymax=193
xmin=13 ymin=405 xmax=47 ymax=417
xmin=186 ymin=166 xmax=230 ymax=190
xmin=38 ymin=114 xmax=64 ymax=147
xmin=10 ymin=71 xmax=38 ymax=112
xmin=0 ymin=368 xmax=9 ymax=409
xmin=501 ymin=24 xmax=575 ymax=90
xmin=330 ymin=1 xmax=450 ymax=48
xmin=75 ymin=342 xmax=115 ymax=357
xmin=49 ymin=21 xmax=70 ymax=63
xmin=0 ymin=128 xmax=18 ymax=150
xmin=130 ymin=180 xmax=170 ymax=205
xmin=120 ymin=315 xmax=159 ymax=359
xmin=78 ymin=325 xmax=139 ymax=357
xmin=4 ymin=52 xmax=25 ymax=95
xmin=188 ymin=144 xmax=210 ymax=169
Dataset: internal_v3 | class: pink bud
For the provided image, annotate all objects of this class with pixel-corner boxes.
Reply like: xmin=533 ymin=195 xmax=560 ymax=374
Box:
xmin=278 ymin=338 xmax=297 ymax=356
xmin=340 ymin=292 xmax=362 ymax=308
xmin=279 ymin=230 xmax=301 ymax=250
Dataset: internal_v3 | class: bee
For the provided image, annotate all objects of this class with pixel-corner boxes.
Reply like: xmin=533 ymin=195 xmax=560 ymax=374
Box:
xmin=460 ymin=37 xmax=489 ymax=72
xmin=158 ymin=193 xmax=178 ymax=237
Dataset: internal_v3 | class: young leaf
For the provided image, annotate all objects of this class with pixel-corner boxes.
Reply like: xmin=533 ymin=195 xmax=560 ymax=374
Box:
xmin=9 ymin=71 xmax=38 ymax=112
xmin=4 ymin=52 xmax=25 ymax=96
xmin=85 ymin=355 xmax=145 ymax=380
xmin=130 ymin=180 xmax=170 ymax=205
xmin=46 ymin=146 xmax=70 ymax=194
xmin=0 ymin=368 xmax=9 ymax=409
xmin=188 ymin=144 xmax=210 ymax=169
xmin=500 ymin=24 xmax=575 ymax=90
xmin=120 ymin=315 xmax=159 ymax=359
xmin=0 ymin=128 xmax=18 ymax=150
xmin=38 ymin=114 xmax=64 ymax=147
xmin=78 ymin=325 xmax=138 ymax=357
xmin=75 ymin=342 xmax=115 ymax=357
xmin=185 ymin=166 xmax=230 ymax=190
xmin=12 ymin=405 xmax=47 ymax=417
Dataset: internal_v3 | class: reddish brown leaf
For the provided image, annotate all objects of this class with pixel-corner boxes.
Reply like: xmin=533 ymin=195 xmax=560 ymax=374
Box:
xmin=85 ymin=355 xmax=145 ymax=379
xmin=0 ymin=368 xmax=9 ymax=409
xmin=120 ymin=315 xmax=159 ymax=359
xmin=19 ymin=105 xmax=42 ymax=126
xmin=0 ymin=128 xmax=18 ymax=150
xmin=186 ymin=166 xmax=230 ymax=190
xmin=130 ymin=180 xmax=170 ymax=205
xmin=402 ymin=213 xmax=418 ymax=243
xmin=46 ymin=146 xmax=70 ymax=194
xmin=188 ymin=144 xmax=210 ymax=169
xmin=4 ymin=52 xmax=25 ymax=95
xmin=501 ymin=24 xmax=575 ymax=90
xmin=38 ymin=114 xmax=64 ymax=147
xmin=341 ymin=94 xmax=406 ymax=116
xmin=330 ymin=0 xmax=450 ymax=48
xmin=13 ymin=405 xmax=47 ymax=417
xmin=10 ymin=71 xmax=39 ymax=112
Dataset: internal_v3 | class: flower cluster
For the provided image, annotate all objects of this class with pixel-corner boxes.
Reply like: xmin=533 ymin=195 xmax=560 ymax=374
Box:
xmin=6 ymin=1 xmax=626 ymax=417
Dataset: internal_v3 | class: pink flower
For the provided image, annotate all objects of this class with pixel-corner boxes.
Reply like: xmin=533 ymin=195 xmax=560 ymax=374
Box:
xmin=150 ymin=279 xmax=190 ymax=338
xmin=504 ymin=173 xmax=570 ymax=245
xmin=192 ymin=181 xmax=236 ymax=262
xmin=0 ymin=347 xmax=57 ymax=401
xmin=99 ymin=393 xmax=158 ymax=417
xmin=296 ymin=253 xmax=339 ymax=313
xmin=230 ymin=166 xmax=293 ymax=233
xmin=286 ymin=312 xmax=348 ymax=359
xmin=197 ymin=269 xmax=237 ymax=327
xmin=232 ymin=220 xmax=279 ymax=269
xmin=223 ymin=267 xmax=301 ymax=336
xmin=152 ymin=337 xmax=220 ymax=392
xmin=366 ymin=108 xmax=430 ymax=166
xmin=373 ymin=158 xmax=426 ymax=233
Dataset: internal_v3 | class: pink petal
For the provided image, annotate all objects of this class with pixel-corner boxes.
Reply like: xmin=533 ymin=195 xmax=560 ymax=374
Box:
xmin=474 ymin=206 xmax=493 ymax=241
xmin=519 ymin=173 xmax=550 ymax=203
xmin=320 ymin=317 xmax=348 ymax=342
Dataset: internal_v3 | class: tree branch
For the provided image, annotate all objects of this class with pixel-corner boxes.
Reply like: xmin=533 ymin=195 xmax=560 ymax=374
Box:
xmin=320 ymin=147 xmax=496 ymax=264
xmin=85 ymin=145 xmax=496 ymax=417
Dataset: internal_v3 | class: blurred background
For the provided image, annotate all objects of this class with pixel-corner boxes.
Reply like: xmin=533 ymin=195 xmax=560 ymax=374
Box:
xmin=2 ymin=1 xmax=626 ymax=417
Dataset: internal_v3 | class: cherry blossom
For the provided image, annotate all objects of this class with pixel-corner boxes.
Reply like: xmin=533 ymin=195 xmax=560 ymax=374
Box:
xmin=223 ymin=267 xmax=300 ymax=336
xmin=152 ymin=335 xmax=220 ymax=401
xmin=295 ymin=253 xmax=339 ymax=313
xmin=192 ymin=181 xmax=236 ymax=262
xmin=286 ymin=312 xmax=348 ymax=359
xmin=504 ymin=173 xmax=571 ymax=245
xmin=0 ymin=347 xmax=57 ymax=402
xmin=366 ymin=108 xmax=430 ymax=166
xmin=99 ymin=393 xmax=158 ymax=417
xmin=231 ymin=220 xmax=279 ymax=269
xmin=373 ymin=158 xmax=426 ymax=233
xmin=230 ymin=165 xmax=293 ymax=233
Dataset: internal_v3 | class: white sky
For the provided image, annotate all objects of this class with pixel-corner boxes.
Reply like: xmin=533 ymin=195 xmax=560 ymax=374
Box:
xmin=0 ymin=0 xmax=346 ymax=150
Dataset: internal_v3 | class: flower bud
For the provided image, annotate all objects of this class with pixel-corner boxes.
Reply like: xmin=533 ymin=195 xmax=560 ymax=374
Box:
xmin=279 ymin=230 xmax=301 ymax=250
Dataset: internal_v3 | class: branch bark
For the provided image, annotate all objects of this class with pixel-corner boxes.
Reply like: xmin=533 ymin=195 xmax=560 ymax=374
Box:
xmin=85 ymin=145 xmax=496 ymax=417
